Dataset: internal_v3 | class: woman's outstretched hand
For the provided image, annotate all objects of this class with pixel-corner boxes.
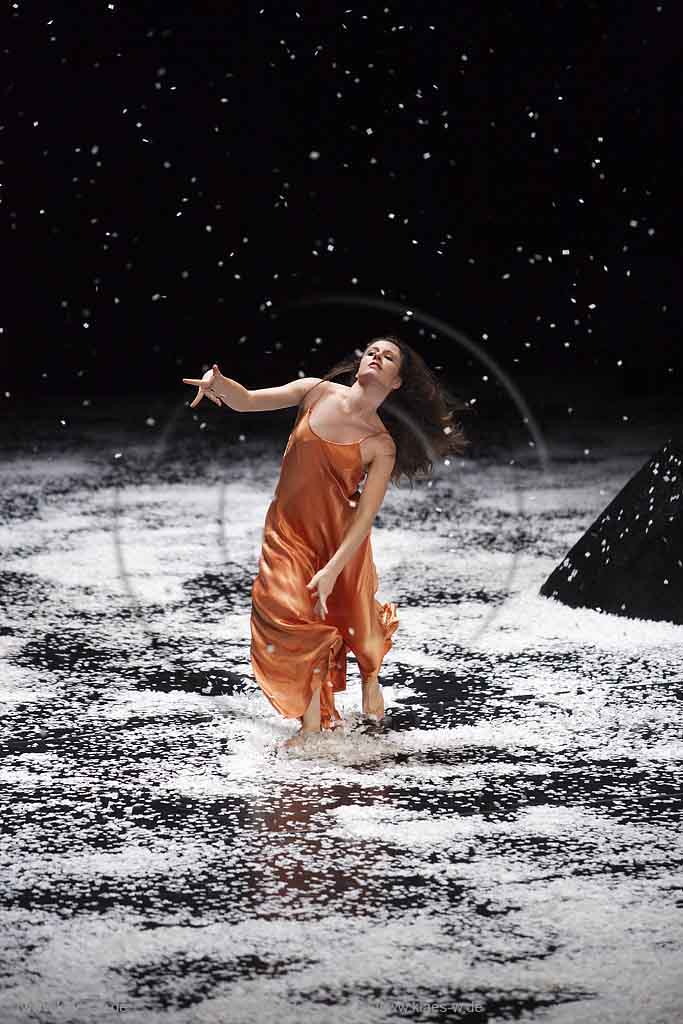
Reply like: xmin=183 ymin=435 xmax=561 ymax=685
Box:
xmin=181 ymin=363 xmax=224 ymax=408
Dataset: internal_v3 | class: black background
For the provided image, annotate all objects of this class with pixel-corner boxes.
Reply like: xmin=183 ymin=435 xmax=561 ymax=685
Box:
xmin=2 ymin=2 xmax=680 ymax=408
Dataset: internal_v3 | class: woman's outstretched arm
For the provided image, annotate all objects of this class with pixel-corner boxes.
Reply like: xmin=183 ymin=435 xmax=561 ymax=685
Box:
xmin=212 ymin=375 xmax=251 ymax=410
xmin=215 ymin=372 xmax=324 ymax=412
xmin=183 ymin=365 xmax=324 ymax=412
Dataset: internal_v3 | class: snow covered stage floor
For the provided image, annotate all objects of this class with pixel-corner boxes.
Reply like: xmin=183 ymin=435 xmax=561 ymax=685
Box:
xmin=1 ymin=400 xmax=682 ymax=1023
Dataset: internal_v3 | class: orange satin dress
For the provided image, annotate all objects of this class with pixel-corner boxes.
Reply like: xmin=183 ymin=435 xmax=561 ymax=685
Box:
xmin=250 ymin=390 xmax=399 ymax=731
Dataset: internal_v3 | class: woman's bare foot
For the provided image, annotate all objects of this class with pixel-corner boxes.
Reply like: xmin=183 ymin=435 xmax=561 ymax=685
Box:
xmin=282 ymin=726 xmax=320 ymax=751
xmin=361 ymin=678 xmax=384 ymax=720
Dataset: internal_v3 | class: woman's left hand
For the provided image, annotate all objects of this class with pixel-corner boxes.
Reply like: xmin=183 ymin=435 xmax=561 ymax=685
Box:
xmin=306 ymin=565 xmax=338 ymax=620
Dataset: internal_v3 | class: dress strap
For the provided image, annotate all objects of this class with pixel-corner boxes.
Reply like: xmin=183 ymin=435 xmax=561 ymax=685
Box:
xmin=297 ymin=384 xmax=323 ymax=429
xmin=301 ymin=380 xmax=325 ymax=415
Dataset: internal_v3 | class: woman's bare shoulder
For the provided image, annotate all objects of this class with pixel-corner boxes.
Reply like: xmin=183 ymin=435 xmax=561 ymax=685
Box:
xmin=299 ymin=378 xmax=335 ymax=412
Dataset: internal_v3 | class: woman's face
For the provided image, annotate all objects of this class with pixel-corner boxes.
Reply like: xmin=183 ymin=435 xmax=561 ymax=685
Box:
xmin=360 ymin=341 xmax=402 ymax=386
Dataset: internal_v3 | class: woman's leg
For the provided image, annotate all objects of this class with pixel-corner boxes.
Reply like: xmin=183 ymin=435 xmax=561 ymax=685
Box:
xmin=283 ymin=686 xmax=321 ymax=750
xmin=301 ymin=685 xmax=321 ymax=732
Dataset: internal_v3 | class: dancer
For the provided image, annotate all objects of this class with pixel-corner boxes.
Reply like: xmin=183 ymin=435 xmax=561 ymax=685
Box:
xmin=183 ymin=335 xmax=469 ymax=750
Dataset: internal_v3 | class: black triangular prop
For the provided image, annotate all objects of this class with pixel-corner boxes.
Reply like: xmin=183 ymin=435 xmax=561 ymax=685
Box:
xmin=539 ymin=439 xmax=683 ymax=624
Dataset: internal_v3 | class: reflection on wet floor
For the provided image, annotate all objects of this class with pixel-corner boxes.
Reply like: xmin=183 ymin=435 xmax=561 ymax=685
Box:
xmin=1 ymin=418 xmax=683 ymax=1022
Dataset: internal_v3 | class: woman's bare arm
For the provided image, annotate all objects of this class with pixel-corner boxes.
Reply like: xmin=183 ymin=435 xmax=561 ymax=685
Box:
xmin=326 ymin=435 xmax=397 ymax=577
xmin=183 ymin=367 xmax=324 ymax=412
xmin=211 ymin=375 xmax=250 ymax=410
xmin=223 ymin=375 xmax=324 ymax=413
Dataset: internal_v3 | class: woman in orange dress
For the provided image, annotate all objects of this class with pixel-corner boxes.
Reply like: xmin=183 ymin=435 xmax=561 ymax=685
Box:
xmin=251 ymin=371 xmax=399 ymax=747
xmin=183 ymin=335 xmax=470 ymax=750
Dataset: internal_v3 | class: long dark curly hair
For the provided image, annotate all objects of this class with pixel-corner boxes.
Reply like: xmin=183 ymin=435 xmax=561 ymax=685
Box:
xmin=317 ymin=334 xmax=473 ymax=488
